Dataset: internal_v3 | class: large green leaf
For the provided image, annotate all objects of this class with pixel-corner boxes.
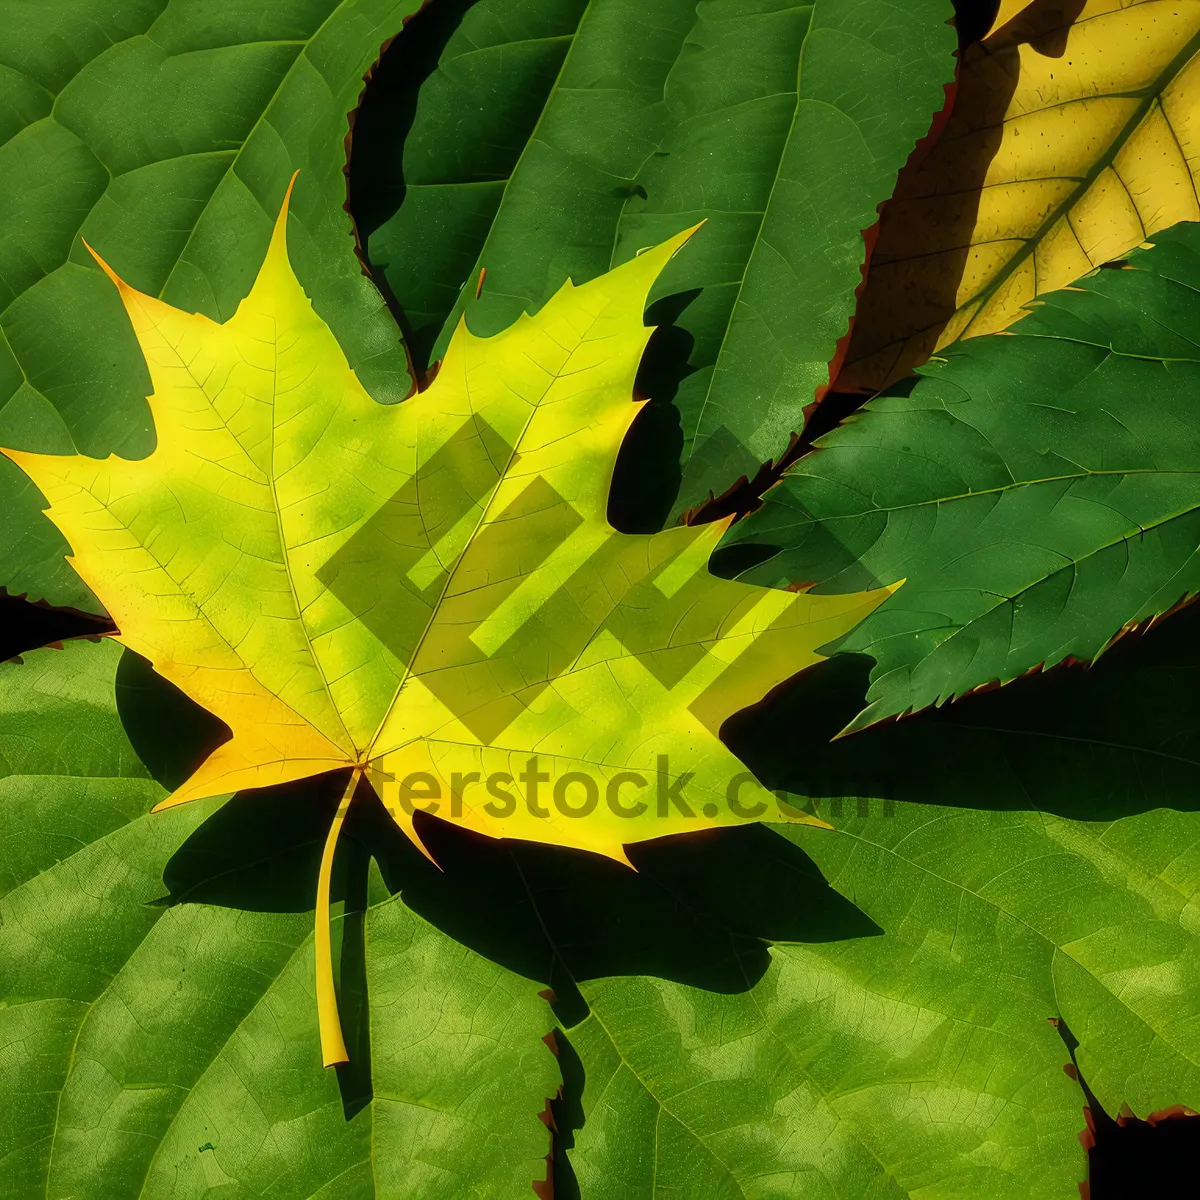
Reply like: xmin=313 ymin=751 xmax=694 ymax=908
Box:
xmin=728 ymin=219 xmax=1200 ymax=729
xmin=568 ymin=937 xmax=1081 ymax=1198
xmin=0 ymin=0 xmax=422 ymax=612
xmin=383 ymin=797 xmax=1082 ymax=1198
xmin=362 ymin=0 xmax=957 ymax=517
xmin=736 ymin=610 xmax=1200 ymax=1128
xmin=563 ymin=605 xmax=1200 ymax=1197
xmin=14 ymin=618 xmax=1197 ymax=1197
xmin=22 ymin=676 xmax=1080 ymax=1200
xmin=0 ymin=638 xmax=558 ymax=1198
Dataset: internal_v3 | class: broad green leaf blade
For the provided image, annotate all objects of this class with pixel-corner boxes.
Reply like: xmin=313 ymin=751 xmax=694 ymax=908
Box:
xmin=728 ymin=219 xmax=1200 ymax=729
xmin=569 ymin=939 xmax=1081 ymax=1199
xmin=0 ymin=0 xmax=424 ymax=612
xmin=365 ymin=0 xmax=957 ymax=516
xmin=562 ymin=609 xmax=1200 ymax=1198
xmin=840 ymin=0 xmax=1200 ymax=392
xmin=394 ymin=808 xmax=1083 ymax=1199
xmin=734 ymin=613 xmax=1200 ymax=1128
xmin=0 ymin=638 xmax=558 ymax=1198
xmin=366 ymin=889 xmax=558 ymax=1200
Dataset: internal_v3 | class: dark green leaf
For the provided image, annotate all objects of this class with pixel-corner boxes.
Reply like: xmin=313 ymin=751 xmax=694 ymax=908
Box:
xmin=363 ymin=0 xmax=957 ymax=516
xmin=729 ymin=220 xmax=1200 ymax=730
xmin=0 ymin=0 xmax=423 ymax=611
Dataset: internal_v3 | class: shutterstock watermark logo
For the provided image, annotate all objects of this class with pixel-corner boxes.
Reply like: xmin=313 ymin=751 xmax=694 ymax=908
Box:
xmin=367 ymin=755 xmax=890 ymax=824
xmin=317 ymin=419 xmax=894 ymax=827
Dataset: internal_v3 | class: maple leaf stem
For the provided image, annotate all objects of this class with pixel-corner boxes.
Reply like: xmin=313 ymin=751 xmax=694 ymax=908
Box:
xmin=316 ymin=767 xmax=360 ymax=1068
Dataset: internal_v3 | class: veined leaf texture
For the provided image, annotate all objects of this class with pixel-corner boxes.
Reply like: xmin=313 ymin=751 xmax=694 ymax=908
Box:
xmin=3 ymin=186 xmax=888 ymax=857
xmin=3 ymin=0 xmax=1200 ymax=1197
xmin=841 ymin=0 xmax=1200 ymax=389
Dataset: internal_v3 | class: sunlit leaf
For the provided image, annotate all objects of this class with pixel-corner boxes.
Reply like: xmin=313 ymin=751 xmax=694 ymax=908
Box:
xmin=840 ymin=0 xmax=1200 ymax=390
xmin=5 ymin=180 xmax=890 ymax=852
xmin=2 ymin=179 xmax=892 ymax=1060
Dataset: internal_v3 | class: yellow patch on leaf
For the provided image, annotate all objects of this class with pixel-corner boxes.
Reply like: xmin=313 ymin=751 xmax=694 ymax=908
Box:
xmin=987 ymin=0 xmax=1036 ymax=36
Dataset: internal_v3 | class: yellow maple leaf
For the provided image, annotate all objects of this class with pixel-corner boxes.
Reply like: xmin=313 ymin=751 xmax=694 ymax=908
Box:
xmin=3 ymin=178 xmax=892 ymax=1063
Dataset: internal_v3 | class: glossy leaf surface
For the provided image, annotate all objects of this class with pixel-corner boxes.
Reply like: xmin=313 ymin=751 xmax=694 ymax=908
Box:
xmin=566 ymin=606 xmax=1200 ymax=1196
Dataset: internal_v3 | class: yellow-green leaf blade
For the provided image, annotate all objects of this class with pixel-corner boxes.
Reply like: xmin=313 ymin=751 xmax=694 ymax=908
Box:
xmin=5 ymin=196 xmax=892 ymax=862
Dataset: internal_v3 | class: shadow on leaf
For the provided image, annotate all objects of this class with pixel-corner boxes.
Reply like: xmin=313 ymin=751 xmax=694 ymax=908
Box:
xmin=607 ymin=288 xmax=701 ymax=535
xmin=153 ymin=758 xmax=879 ymax=1121
xmin=727 ymin=601 xmax=1200 ymax=823
xmin=156 ymin=767 xmax=880 ymax=1017
xmin=127 ymin=601 xmax=1200 ymax=1141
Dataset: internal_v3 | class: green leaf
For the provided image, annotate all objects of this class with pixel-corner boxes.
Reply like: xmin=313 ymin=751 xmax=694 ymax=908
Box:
xmin=514 ymin=819 xmax=1080 ymax=1199
xmin=399 ymin=808 xmax=1078 ymax=1198
xmin=729 ymin=219 xmax=1200 ymax=730
xmin=563 ymin=605 xmax=1200 ymax=1196
xmin=569 ymin=939 xmax=1081 ymax=1199
xmin=363 ymin=0 xmax=957 ymax=516
xmin=0 ymin=0 xmax=424 ymax=612
xmin=170 ymin=741 xmax=1083 ymax=1199
xmin=0 ymin=638 xmax=558 ymax=1198
xmin=19 ymin=625 xmax=1188 ymax=1198
xmin=733 ymin=609 xmax=1200 ymax=1128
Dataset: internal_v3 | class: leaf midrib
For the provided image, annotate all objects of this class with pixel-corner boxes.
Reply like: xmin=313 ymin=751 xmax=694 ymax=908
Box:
xmin=427 ymin=0 xmax=595 ymax=359
xmin=674 ymin=6 xmax=812 ymax=452
xmin=363 ymin=324 xmax=580 ymax=760
xmin=777 ymin=465 xmax=1200 ymax=531
xmin=61 ymin=452 xmax=344 ymax=750
xmin=266 ymin=317 xmax=356 ymax=757
xmin=153 ymin=0 xmax=351 ymax=304
xmin=859 ymin=501 xmax=1200 ymax=672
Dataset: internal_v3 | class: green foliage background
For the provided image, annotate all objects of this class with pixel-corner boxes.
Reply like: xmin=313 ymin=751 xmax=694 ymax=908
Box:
xmin=2 ymin=0 xmax=1199 ymax=1196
